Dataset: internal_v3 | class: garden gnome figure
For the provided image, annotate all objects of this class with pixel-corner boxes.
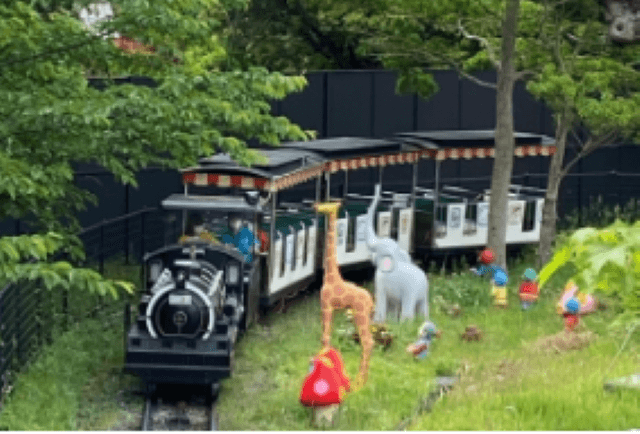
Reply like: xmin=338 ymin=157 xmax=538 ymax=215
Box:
xmin=519 ymin=268 xmax=539 ymax=310
xmin=471 ymin=248 xmax=509 ymax=307
xmin=406 ymin=321 xmax=442 ymax=359
xmin=563 ymin=297 xmax=581 ymax=332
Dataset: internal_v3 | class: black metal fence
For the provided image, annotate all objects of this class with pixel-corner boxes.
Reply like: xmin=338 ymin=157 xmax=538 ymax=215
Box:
xmin=0 ymin=207 xmax=182 ymax=403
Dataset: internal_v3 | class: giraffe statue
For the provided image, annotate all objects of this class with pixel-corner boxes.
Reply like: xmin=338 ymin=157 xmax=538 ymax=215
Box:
xmin=313 ymin=200 xmax=375 ymax=390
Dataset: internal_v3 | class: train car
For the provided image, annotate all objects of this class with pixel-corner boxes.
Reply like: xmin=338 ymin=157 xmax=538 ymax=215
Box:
xmin=125 ymin=130 xmax=556 ymax=391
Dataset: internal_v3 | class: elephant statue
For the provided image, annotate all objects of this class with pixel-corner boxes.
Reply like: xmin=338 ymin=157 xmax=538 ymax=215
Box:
xmin=366 ymin=184 xmax=429 ymax=323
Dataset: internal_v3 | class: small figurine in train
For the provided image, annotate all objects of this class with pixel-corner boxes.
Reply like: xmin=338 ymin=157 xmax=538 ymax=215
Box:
xmin=519 ymin=268 xmax=539 ymax=310
xmin=562 ymin=297 xmax=581 ymax=332
xmin=471 ymin=249 xmax=509 ymax=307
xmin=222 ymin=215 xmax=259 ymax=263
xmin=406 ymin=321 xmax=442 ymax=359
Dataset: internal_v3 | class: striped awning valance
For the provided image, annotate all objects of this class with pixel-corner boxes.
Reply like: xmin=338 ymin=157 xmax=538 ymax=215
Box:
xmin=182 ymin=164 xmax=325 ymax=192
xmin=182 ymin=172 xmax=272 ymax=190
xmin=183 ymin=144 xmax=556 ymax=191
xmin=326 ymin=144 xmax=554 ymax=171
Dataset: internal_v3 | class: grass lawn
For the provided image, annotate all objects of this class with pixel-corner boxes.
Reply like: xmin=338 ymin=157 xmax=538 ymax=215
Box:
xmin=0 ymin=256 xmax=638 ymax=430
xmin=0 ymin=260 xmax=144 ymax=431
xmin=217 ymin=264 xmax=639 ymax=431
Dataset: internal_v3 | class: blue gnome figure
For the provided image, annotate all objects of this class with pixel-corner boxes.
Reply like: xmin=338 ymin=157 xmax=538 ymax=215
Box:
xmin=406 ymin=321 xmax=442 ymax=359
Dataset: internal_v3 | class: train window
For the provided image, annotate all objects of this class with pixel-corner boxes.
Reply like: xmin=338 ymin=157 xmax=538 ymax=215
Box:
xmin=522 ymin=200 xmax=536 ymax=231
xmin=464 ymin=203 xmax=478 ymax=235
xmin=435 ymin=205 xmax=447 ymax=238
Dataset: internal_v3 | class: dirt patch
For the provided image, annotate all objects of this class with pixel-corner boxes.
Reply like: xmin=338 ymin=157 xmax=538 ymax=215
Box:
xmin=528 ymin=330 xmax=596 ymax=354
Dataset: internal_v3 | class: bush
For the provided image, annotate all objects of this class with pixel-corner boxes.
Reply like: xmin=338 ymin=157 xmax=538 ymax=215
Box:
xmin=540 ymin=219 xmax=640 ymax=326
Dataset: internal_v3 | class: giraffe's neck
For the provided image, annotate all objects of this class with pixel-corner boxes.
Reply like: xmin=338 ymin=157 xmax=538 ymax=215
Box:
xmin=324 ymin=211 xmax=341 ymax=278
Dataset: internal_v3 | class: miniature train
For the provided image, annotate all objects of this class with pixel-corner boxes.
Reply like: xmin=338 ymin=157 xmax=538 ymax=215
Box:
xmin=124 ymin=130 xmax=556 ymax=391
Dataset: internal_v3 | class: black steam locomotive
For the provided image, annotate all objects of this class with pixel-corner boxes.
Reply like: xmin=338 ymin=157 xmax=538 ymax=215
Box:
xmin=124 ymin=193 xmax=264 ymax=389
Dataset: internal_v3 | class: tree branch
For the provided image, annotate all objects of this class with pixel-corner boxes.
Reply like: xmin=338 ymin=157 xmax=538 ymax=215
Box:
xmin=372 ymin=51 xmax=498 ymax=89
xmin=514 ymin=69 xmax=535 ymax=81
xmin=561 ymin=130 xmax=619 ymax=177
xmin=458 ymin=19 xmax=500 ymax=69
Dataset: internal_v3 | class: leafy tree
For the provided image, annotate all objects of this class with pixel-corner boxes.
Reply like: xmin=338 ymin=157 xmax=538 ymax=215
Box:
xmin=224 ymin=0 xmax=387 ymax=73
xmin=356 ymin=0 xmax=640 ymax=270
xmin=0 ymin=0 xmax=311 ymax=298
xmin=357 ymin=0 xmax=526 ymax=270
xmin=520 ymin=0 xmax=640 ymax=266
xmin=539 ymin=220 xmax=640 ymax=326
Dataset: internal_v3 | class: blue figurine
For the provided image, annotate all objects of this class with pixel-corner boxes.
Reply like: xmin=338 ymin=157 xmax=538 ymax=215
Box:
xmin=406 ymin=321 xmax=442 ymax=359
xmin=222 ymin=216 xmax=258 ymax=263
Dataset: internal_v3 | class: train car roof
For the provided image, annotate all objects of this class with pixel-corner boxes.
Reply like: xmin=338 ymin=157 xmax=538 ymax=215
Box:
xmin=162 ymin=194 xmax=264 ymax=213
xmin=194 ymin=148 xmax=325 ymax=178
xmin=280 ymin=137 xmax=405 ymax=158
xmin=394 ymin=130 xmax=555 ymax=147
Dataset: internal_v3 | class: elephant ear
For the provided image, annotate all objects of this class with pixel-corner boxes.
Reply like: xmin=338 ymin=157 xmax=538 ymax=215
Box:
xmin=379 ymin=255 xmax=395 ymax=273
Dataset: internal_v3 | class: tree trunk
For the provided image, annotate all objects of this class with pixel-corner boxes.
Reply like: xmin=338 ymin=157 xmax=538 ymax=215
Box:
xmin=487 ymin=0 xmax=520 ymax=270
xmin=538 ymin=114 xmax=570 ymax=268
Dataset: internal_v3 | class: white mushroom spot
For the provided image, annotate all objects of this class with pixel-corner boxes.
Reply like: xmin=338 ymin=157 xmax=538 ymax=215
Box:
xmin=314 ymin=379 xmax=330 ymax=396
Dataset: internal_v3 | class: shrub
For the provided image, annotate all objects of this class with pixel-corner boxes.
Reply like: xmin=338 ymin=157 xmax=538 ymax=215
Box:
xmin=539 ymin=219 xmax=640 ymax=326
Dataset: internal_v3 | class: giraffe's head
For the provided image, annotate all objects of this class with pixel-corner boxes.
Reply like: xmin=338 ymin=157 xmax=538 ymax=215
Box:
xmin=313 ymin=200 xmax=342 ymax=216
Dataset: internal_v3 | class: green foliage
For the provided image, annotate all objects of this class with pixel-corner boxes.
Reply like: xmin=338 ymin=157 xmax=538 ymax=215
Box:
xmin=0 ymin=315 xmax=125 ymax=430
xmin=540 ymin=220 xmax=640 ymax=324
xmin=0 ymin=0 xmax=312 ymax=299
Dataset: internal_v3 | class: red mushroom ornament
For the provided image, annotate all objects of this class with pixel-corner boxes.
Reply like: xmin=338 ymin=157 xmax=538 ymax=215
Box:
xmin=300 ymin=355 xmax=346 ymax=427
xmin=317 ymin=346 xmax=350 ymax=392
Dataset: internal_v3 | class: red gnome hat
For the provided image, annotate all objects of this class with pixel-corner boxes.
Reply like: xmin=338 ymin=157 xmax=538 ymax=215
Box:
xmin=318 ymin=347 xmax=350 ymax=392
xmin=480 ymin=248 xmax=495 ymax=265
xmin=300 ymin=356 xmax=345 ymax=407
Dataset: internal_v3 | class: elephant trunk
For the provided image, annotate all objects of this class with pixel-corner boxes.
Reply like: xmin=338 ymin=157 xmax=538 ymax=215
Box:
xmin=366 ymin=184 xmax=382 ymax=251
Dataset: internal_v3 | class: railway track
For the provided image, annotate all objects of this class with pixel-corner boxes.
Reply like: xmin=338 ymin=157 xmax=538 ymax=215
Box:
xmin=141 ymin=384 xmax=219 ymax=431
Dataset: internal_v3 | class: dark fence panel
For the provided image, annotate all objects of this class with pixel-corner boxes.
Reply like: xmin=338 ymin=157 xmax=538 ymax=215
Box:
xmin=279 ymin=72 xmax=327 ymax=138
xmin=416 ymin=70 xmax=460 ymax=130
xmin=513 ymin=81 xmax=545 ymax=133
xmin=372 ymin=71 xmax=415 ymax=138
xmin=326 ymin=71 xmax=374 ymax=137
xmin=459 ymin=71 xmax=497 ymax=130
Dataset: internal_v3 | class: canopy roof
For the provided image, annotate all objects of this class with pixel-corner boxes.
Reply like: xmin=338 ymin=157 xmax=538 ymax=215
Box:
xmin=280 ymin=137 xmax=404 ymax=159
xmin=395 ymin=130 xmax=555 ymax=147
xmin=197 ymin=148 xmax=325 ymax=179
xmin=182 ymin=131 xmax=556 ymax=193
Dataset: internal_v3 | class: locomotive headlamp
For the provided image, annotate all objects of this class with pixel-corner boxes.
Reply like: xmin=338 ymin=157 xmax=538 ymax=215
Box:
xmin=226 ymin=263 xmax=239 ymax=285
xmin=149 ymin=260 xmax=163 ymax=282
